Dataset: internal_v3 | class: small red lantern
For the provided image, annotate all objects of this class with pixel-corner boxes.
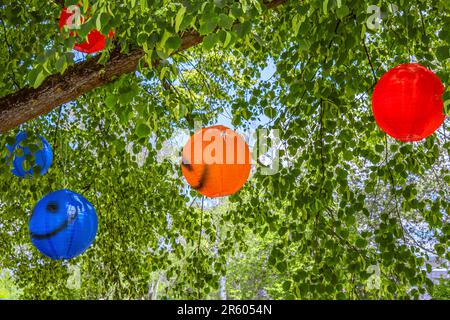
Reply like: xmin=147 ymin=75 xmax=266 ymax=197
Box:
xmin=372 ymin=63 xmax=445 ymax=142
xmin=181 ymin=125 xmax=252 ymax=198
xmin=59 ymin=5 xmax=114 ymax=54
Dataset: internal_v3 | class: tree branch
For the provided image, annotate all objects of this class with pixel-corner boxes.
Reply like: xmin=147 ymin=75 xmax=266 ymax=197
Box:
xmin=0 ymin=0 xmax=287 ymax=133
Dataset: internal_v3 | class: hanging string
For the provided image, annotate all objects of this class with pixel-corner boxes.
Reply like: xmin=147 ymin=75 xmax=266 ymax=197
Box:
xmin=404 ymin=3 xmax=414 ymax=62
xmin=53 ymin=106 xmax=63 ymax=148
xmin=197 ymin=196 xmax=204 ymax=254
xmin=387 ymin=3 xmax=412 ymax=63
xmin=196 ymin=196 xmax=205 ymax=299
xmin=58 ymin=105 xmax=68 ymax=189
xmin=63 ymin=130 xmax=68 ymax=189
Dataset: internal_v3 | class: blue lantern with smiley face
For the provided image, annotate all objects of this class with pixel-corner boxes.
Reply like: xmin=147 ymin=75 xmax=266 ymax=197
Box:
xmin=6 ymin=131 xmax=53 ymax=178
xmin=29 ymin=189 xmax=98 ymax=260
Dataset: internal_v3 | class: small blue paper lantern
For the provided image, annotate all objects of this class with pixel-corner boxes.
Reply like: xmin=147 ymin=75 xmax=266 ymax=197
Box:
xmin=6 ymin=131 xmax=53 ymax=178
xmin=29 ymin=189 xmax=98 ymax=260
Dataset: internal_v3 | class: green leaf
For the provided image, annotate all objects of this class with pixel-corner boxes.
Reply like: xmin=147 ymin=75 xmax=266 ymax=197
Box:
xmin=276 ymin=261 xmax=287 ymax=273
xmin=199 ymin=19 xmax=217 ymax=35
xmin=175 ymin=6 xmax=186 ymax=33
xmin=292 ymin=14 xmax=301 ymax=37
xmin=105 ymin=95 xmax=117 ymax=108
xmin=436 ymin=46 xmax=450 ymax=60
xmin=119 ymin=86 xmax=136 ymax=104
xmin=137 ymin=32 xmax=148 ymax=46
xmin=156 ymin=49 xmax=169 ymax=60
xmin=323 ymin=0 xmax=329 ymax=15
xmin=336 ymin=5 xmax=349 ymax=19
xmin=355 ymin=237 xmax=367 ymax=248
xmin=203 ymin=33 xmax=219 ymax=51
xmin=28 ymin=67 xmax=46 ymax=88
xmin=435 ymin=244 xmax=445 ymax=256
xmin=55 ymin=55 xmax=67 ymax=74
xmin=218 ymin=14 xmax=234 ymax=29
xmin=222 ymin=31 xmax=232 ymax=48
xmin=136 ymin=123 xmax=151 ymax=138
xmin=96 ymin=12 xmax=110 ymax=34
xmin=343 ymin=150 xmax=352 ymax=161
xmin=264 ymin=107 xmax=276 ymax=118
xmin=166 ymin=35 xmax=182 ymax=51
xmin=6 ymin=136 xmax=16 ymax=146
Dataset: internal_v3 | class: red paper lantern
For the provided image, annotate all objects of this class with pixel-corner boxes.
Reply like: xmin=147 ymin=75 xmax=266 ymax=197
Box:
xmin=59 ymin=5 xmax=114 ymax=54
xmin=181 ymin=125 xmax=252 ymax=198
xmin=372 ymin=63 xmax=445 ymax=142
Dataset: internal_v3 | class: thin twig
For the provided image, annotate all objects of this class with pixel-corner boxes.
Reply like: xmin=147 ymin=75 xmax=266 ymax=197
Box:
xmin=0 ymin=19 xmax=20 ymax=89
xmin=363 ymin=39 xmax=377 ymax=86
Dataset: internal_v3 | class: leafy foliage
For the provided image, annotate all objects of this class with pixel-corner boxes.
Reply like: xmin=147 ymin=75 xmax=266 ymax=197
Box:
xmin=0 ymin=271 xmax=22 ymax=299
xmin=430 ymin=278 xmax=450 ymax=300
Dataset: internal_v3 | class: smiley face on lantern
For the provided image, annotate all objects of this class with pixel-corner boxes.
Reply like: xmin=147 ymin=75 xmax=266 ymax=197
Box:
xmin=59 ymin=4 xmax=114 ymax=54
xmin=181 ymin=125 xmax=252 ymax=198
xmin=372 ymin=63 xmax=445 ymax=142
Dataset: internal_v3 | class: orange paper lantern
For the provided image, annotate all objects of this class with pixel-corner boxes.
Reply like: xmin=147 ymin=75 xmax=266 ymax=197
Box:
xmin=181 ymin=125 xmax=252 ymax=198
xmin=59 ymin=5 xmax=114 ymax=54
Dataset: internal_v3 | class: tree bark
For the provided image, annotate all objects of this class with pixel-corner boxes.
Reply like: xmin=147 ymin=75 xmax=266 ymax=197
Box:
xmin=0 ymin=0 xmax=286 ymax=133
